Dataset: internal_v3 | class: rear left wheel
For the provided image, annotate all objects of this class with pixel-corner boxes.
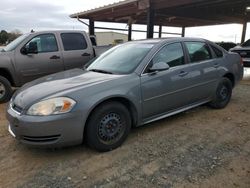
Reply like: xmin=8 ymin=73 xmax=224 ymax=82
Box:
xmin=209 ymin=77 xmax=232 ymax=109
xmin=85 ymin=101 xmax=131 ymax=152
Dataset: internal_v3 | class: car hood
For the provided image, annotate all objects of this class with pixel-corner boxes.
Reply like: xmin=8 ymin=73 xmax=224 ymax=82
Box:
xmin=0 ymin=51 xmax=12 ymax=59
xmin=0 ymin=50 xmax=10 ymax=54
xmin=230 ymin=45 xmax=250 ymax=51
xmin=13 ymin=69 xmax=123 ymax=108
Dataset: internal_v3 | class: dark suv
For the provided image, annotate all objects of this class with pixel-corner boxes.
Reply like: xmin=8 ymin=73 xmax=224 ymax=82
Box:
xmin=230 ymin=39 xmax=250 ymax=67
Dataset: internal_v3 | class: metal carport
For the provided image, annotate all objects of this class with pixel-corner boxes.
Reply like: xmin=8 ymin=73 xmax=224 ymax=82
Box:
xmin=70 ymin=0 xmax=250 ymax=43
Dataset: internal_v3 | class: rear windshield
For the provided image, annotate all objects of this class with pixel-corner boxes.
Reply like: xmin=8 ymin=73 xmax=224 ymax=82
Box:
xmin=241 ymin=39 xmax=250 ymax=47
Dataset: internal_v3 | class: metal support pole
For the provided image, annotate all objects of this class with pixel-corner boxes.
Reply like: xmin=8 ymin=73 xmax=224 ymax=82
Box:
xmin=77 ymin=17 xmax=89 ymax=27
xmin=159 ymin=25 xmax=162 ymax=38
xmin=146 ymin=3 xmax=155 ymax=39
xmin=89 ymin=19 xmax=95 ymax=36
xmin=128 ymin=24 xmax=132 ymax=41
xmin=241 ymin=21 xmax=247 ymax=43
xmin=182 ymin=27 xmax=185 ymax=37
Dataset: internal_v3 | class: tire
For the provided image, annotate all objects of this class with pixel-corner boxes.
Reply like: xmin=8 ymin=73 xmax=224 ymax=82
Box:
xmin=86 ymin=102 xmax=131 ymax=152
xmin=209 ymin=78 xmax=232 ymax=109
xmin=0 ymin=75 xmax=12 ymax=103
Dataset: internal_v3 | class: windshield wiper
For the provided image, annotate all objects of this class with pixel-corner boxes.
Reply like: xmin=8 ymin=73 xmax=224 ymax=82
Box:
xmin=88 ymin=69 xmax=113 ymax=74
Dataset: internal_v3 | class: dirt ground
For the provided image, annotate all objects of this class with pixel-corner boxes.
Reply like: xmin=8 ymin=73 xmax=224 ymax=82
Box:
xmin=0 ymin=70 xmax=250 ymax=188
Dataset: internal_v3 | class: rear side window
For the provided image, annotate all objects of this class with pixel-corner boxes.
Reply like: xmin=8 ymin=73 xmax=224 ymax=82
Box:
xmin=211 ymin=45 xmax=223 ymax=58
xmin=152 ymin=43 xmax=185 ymax=68
xmin=185 ymin=42 xmax=212 ymax=63
xmin=61 ymin=33 xmax=87 ymax=51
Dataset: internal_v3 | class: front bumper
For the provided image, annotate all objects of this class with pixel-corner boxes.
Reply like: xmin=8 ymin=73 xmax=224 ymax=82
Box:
xmin=8 ymin=125 xmax=16 ymax=138
xmin=6 ymin=106 xmax=85 ymax=148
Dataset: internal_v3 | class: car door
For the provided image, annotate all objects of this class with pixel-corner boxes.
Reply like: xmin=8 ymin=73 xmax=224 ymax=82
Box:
xmin=15 ymin=33 xmax=64 ymax=84
xmin=141 ymin=42 xmax=203 ymax=120
xmin=60 ymin=32 xmax=93 ymax=70
xmin=183 ymin=41 xmax=220 ymax=101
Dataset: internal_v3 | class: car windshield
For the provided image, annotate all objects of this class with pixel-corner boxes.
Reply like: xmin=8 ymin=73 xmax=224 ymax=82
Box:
xmin=87 ymin=43 xmax=154 ymax=74
xmin=2 ymin=34 xmax=29 ymax=52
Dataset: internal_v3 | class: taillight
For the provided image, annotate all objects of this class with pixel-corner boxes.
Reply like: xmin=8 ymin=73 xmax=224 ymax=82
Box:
xmin=240 ymin=58 xmax=244 ymax=66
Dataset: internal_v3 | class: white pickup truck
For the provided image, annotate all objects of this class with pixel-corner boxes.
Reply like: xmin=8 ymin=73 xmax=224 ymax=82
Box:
xmin=0 ymin=30 xmax=110 ymax=103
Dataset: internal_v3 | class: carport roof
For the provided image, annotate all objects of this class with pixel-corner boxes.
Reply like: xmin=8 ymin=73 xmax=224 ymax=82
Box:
xmin=70 ymin=0 xmax=250 ymax=27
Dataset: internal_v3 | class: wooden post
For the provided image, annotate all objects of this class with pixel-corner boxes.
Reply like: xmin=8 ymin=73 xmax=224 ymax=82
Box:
xmin=128 ymin=24 xmax=132 ymax=41
xmin=159 ymin=25 xmax=162 ymax=38
xmin=89 ymin=19 xmax=95 ymax=36
xmin=241 ymin=21 xmax=247 ymax=43
xmin=146 ymin=3 xmax=155 ymax=39
xmin=182 ymin=27 xmax=185 ymax=37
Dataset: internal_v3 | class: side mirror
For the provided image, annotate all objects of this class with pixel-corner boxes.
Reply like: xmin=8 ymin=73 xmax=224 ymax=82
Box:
xmin=21 ymin=42 xmax=38 ymax=55
xmin=149 ymin=62 xmax=170 ymax=72
xmin=27 ymin=42 xmax=38 ymax=54
xmin=20 ymin=47 xmax=28 ymax=55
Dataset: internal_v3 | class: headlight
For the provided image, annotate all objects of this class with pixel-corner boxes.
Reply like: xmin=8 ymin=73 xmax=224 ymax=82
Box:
xmin=27 ymin=97 xmax=76 ymax=116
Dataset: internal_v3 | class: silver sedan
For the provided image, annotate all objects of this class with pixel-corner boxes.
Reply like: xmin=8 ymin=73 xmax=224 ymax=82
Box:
xmin=6 ymin=38 xmax=243 ymax=152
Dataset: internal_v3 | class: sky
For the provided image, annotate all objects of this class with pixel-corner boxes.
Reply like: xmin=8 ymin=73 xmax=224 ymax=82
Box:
xmin=0 ymin=0 xmax=249 ymax=43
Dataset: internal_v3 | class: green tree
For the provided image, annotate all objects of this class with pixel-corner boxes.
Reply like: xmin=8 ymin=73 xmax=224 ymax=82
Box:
xmin=0 ymin=30 xmax=8 ymax=45
xmin=8 ymin=29 xmax=22 ymax=42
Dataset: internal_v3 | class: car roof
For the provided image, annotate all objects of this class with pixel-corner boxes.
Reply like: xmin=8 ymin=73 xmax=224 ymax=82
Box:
xmin=127 ymin=37 xmax=209 ymax=45
xmin=25 ymin=30 xmax=86 ymax=35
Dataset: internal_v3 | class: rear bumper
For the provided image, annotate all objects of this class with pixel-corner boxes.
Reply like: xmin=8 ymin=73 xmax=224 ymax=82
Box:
xmin=6 ymin=106 xmax=85 ymax=148
xmin=242 ymin=58 xmax=250 ymax=67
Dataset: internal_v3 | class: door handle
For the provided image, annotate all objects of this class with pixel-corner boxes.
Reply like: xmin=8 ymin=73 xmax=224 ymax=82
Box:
xmin=50 ymin=55 xmax=60 ymax=59
xmin=213 ymin=63 xmax=219 ymax=68
xmin=82 ymin=53 xmax=91 ymax=57
xmin=179 ymin=71 xmax=188 ymax=77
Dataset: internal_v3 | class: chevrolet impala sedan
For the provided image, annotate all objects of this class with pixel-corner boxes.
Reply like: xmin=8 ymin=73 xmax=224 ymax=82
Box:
xmin=6 ymin=38 xmax=243 ymax=152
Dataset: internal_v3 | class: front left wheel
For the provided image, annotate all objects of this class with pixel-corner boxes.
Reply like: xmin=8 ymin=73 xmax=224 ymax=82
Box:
xmin=85 ymin=102 xmax=131 ymax=152
xmin=0 ymin=76 xmax=13 ymax=103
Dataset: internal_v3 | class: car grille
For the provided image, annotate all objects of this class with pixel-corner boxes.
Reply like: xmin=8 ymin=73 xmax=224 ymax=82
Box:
xmin=22 ymin=135 xmax=61 ymax=143
xmin=231 ymin=50 xmax=250 ymax=58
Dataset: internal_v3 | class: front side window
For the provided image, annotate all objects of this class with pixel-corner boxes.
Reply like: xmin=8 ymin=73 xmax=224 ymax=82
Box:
xmin=151 ymin=43 xmax=185 ymax=68
xmin=26 ymin=34 xmax=58 ymax=53
xmin=61 ymin=33 xmax=87 ymax=51
xmin=185 ymin=42 xmax=212 ymax=63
